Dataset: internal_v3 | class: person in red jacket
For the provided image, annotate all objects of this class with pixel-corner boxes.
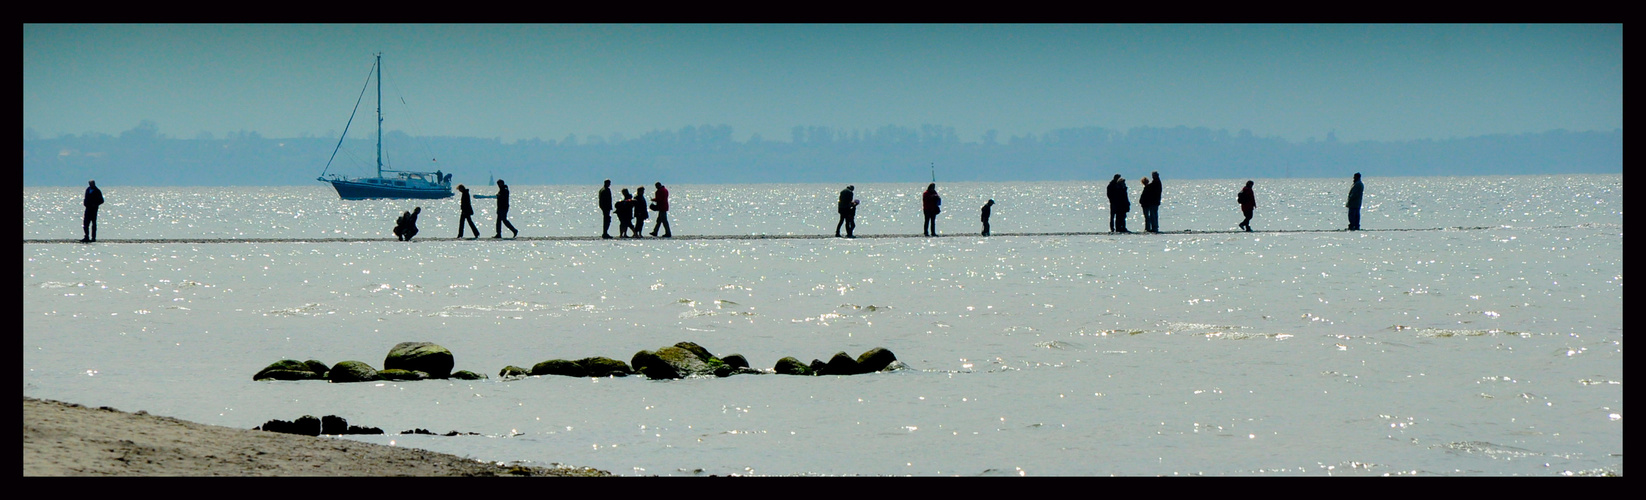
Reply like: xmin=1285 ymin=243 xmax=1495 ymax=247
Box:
xmin=649 ymin=182 xmax=672 ymax=237
xmin=922 ymin=183 xmax=942 ymax=237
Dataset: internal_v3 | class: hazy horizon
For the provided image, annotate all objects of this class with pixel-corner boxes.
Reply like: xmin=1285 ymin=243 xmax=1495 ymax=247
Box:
xmin=24 ymin=24 xmax=1622 ymax=146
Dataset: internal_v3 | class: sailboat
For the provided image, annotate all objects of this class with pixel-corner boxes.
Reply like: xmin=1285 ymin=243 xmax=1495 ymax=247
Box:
xmin=473 ymin=172 xmax=497 ymax=199
xmin=317 ymin=53 xmax=453 ymax=200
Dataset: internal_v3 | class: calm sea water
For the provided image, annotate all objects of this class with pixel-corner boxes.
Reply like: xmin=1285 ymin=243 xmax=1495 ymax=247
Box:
xmin=22 ymin=175 xmax=1622 ymax=476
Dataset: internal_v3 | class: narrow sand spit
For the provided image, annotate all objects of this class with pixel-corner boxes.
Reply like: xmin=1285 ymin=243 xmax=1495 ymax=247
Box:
xmin=22 ymin=397 xmax=609 ymax=476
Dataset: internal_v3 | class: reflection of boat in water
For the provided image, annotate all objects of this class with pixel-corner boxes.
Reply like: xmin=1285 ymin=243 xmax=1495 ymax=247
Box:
xmin=317 ymin=53 xmax=453 ymax=200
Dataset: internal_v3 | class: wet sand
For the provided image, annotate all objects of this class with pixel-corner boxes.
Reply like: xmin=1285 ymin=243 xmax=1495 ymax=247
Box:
xmin=22 ymin=397 xmax=609 ymax=476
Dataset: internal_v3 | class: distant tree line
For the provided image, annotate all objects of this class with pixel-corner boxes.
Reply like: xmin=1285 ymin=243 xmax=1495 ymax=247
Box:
xmin=22 ymin=121 xmax=1622 ymax=187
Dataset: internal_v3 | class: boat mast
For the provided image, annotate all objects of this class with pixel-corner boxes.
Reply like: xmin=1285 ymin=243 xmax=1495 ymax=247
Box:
xmin=376 ymin=52 xmax=383 ymax=179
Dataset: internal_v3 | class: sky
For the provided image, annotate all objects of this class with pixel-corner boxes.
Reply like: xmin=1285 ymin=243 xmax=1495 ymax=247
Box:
xmin=23 ymin=24 xmax=1622 ymax=144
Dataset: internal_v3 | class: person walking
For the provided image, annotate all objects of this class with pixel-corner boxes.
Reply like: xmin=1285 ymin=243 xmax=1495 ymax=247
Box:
xmin=981 ymin=199 xmax=995 ymax=236
xmin=493 ymin=179 xmax=518 ymax=239
xmin=1107 ymin=174 xmax=1131 ymax=233
xmin=616 ymin=188 xmax=635 ymax=238
xmin=922 ymin=183 xmax=942 ymax=236
xmin=1139 ymin=171 xmax=1162 ymax=233
xmin=835 ymin=185 xmax=857 ymax=238
xmin=633 ymin=186 xmax=649 ymax=238
xmin=456 ymin=184 xmax=479 ymax=239
xmin=1237 ymin=180 xmax=1256 ymax=232
xmin=650 ymin=182 xmax=672 ymax=237
xmin=80 ymin=180 xmax=103 ymax=242
xmin=599 ymin=179 xmax=614 ymax=239
xmin=394 ymin=207 xmax=421 ymax=241
xmin=1346 ymin=173 xmax=1364 ymax=231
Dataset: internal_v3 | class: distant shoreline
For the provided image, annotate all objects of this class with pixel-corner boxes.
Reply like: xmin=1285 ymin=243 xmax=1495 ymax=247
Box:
xmin=22 ymin=397 xmax=609 ymax=477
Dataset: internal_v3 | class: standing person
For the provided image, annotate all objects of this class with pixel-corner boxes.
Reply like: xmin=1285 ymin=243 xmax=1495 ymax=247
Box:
xmin=1107 ymin=174 xmax=1131 ymax=233
xmin=1139 ymin=171 xmax=1163 ymax=233
xmin=456 ymin=184 xmax=479 ymax=239
xmin=394 ymin=207 xmax=421 ymax=241
xmin=80 ymin=180 xmax=103 ymax=242
xmin=633 ymin=186 xmax=649 ymax=238
xmin=599 ymin=179 xmax=614 ymax=239
xmin=1346 ymin=173 xmax=1364 ymax=231
xmin=835 ymin=185 xmax=856 ymax=237
xmin=922 ymin=183 xmax=941 ymax=237
xmin=650 ymin=182 xmax=672 ymax=237
xmin=616 ymin=188 xmax=635 ymax=238
xmin=980 ymin=199 xmax=995 ymax=236
xmin=494 ymin=179 xmax=518 ymax=239
xmin=1237 ymin=180 xmax=1256 ymax=232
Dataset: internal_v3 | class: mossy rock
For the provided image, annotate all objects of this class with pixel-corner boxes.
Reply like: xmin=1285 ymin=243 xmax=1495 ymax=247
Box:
xmin=376 ymin=369 xmax=430 ymax=381
xmin=532 ymin=359 xmax=585 ymax=377
xmin=722 ymin=354 xmax=750 ymax=369
xmin=671 ymin=342 xmax=717 ymax=363
xmin=855 ymin=347 xmax=898 ymax=373
xmin=773 ymin=356 xmax=812 ymax=375
xmin=809 ymin=359 xmax=828 ymax=374
xmin=328 ymin=360 xmax=379 ymax=383
xmin=384 ymin=342 xmax=454 ymax=379
xmin=498 ymin=365 xmax=530 ymax=379
xmin=255 ymin=360 xmax=324 ymax=381
xmin=577 ymin=357 xmax=632 ymax=377
xmin=632 ymin=345 xmax=716 ymax=380
xmin=302 ymin=359 xmax=330 ymax=377
xmin=451 ymin=370 xmax=487 ymax=380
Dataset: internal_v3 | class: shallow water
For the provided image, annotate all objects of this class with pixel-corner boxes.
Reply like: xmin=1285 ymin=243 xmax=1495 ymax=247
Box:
xmin=22 ymin=175 xmax=1622 ymax=475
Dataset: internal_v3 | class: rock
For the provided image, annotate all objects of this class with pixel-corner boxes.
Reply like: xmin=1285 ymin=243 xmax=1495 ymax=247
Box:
xmin=498 ymin=365 xmax=530 ymax=379
xmin=855 ymin=347 xmax=898 ymax=372
xmin=577 ymin=357 xmax=632 ymax=377
xmin=722 ymin=354 xmax=750 ymax=369
xmin=451 ymin=370 xmax=487 ymax=380
xmin=321 ymin=415 xmax=349 ymax=435
xmin=254 ymin=360 xmax=323 ymax=381
xmin=632 ymin=344 xmax=718 ymax=379
xmin=376 ymin=369 xmax=430 ymax=381
xmin=809 ymin=359 xmax=827 ymax=374
xmin=257 ymin=415 xmax=322 ymax=436
xmin=384 ymin=342 xmax=454 ymax=379
xmin=532 ymin=359 xmax=585 ymax=377
xmin=302 ymin=359 xmax=330 ymax=377
xmin=328 ymin=361 xmax=379 ymax=383
xmin=773 ymin=357 xmax=812 ymax=375
xmin=818 ymin=352 xmax=861 ymax=375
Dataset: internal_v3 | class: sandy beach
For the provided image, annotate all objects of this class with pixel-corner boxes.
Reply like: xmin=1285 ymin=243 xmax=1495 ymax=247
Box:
xmin=22 ymin=397 xmax=610 ymax=476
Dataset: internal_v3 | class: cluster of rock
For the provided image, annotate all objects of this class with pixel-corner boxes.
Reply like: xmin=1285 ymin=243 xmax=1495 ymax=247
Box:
xmin=254 ymin=415 xmax=383 ymax=436
xmin=257 ymin=341 xmax=905 ymax=383
xmin=252 ymin=342 xmax=487 ymax=383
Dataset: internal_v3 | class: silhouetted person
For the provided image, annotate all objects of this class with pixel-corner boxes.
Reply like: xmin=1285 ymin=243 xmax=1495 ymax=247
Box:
xmin=616 ymin=188 xmax=635 ymax=238
xmin=599 ymin=179 xmax=614 ymax=239
xmin=494 ymin=179 xmax=517 ymax=238
xmin=1140 ymin=171 xmax=1162 ymax=233
xmin=981 ymin=199 xmax=995 ymax=236
xmin=80 ymin=180 xmax=103 ymax=242
xmin=922 ymin=183 xmax=941 ymax=236
xmin=1107 ymin=174 xmax=1130 ymax=233
xmin=650 ymin=182 xmax=672 ymax=237
xmin=1237 ymin=180 xmax=1256 ymax=232
xmin=835 ymin=185 xmax=857 ymax=237
xmin=633 ymin=187 xmax=649 ymax=238
xmin=1346 ymin=173 xmax=1364 ymax=231
xmin=456 ymin=184 xmax=479 ymax=239
xmin=394 ymin=207 xmax=421 ymax=241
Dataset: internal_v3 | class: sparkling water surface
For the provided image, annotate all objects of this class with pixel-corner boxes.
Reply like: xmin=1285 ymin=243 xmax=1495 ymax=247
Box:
xmin=22 ymin=175 xmax=1622 ymax=476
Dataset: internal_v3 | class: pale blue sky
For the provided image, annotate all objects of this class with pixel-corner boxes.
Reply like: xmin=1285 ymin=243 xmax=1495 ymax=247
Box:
xmin=23 ymin=24 xmax=1622 ymax=143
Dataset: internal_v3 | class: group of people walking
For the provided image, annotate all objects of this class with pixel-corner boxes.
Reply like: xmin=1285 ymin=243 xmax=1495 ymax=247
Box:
xmin=70 ymin=173 xmax=1369 ymax=242
xmin=598 ymin=179 xmax=672 ymax=239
